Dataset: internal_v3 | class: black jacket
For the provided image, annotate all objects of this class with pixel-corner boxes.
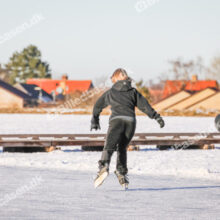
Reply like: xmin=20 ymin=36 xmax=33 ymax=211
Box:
xmin=92 ymin=79 xmax=159 ymax=120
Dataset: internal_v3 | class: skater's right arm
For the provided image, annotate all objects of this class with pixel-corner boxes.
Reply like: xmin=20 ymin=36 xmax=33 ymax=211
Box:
xmin=91 ymin=91 xmax=109 ymax=131
xmin=135 ymin=89 xmax=165 ymax=128
xmin=135 ymin=89 xmax=158 ymax=119
xmin=92 ymin=91 xmax=109 ymax=118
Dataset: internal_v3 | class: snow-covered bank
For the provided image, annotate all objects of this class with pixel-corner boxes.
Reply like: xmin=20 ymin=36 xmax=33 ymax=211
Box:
xmin=0 ymin=114 xmax=217 ymax=134
xmin=0 ymin=149 xmax=220 ymax=181
xmin=0 ymin=114 xmax=220 ymax=181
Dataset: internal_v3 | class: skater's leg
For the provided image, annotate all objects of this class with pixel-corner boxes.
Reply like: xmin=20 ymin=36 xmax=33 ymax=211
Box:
xmin=116 ymin=138 xmax=128 ymax=175
xmin=95 ymin=119 xmax=124 ymax=188
xmin=116 ymin=120 xmax=136 ymax=175
xmin=99 ymin=119 xmax=124 ymax=168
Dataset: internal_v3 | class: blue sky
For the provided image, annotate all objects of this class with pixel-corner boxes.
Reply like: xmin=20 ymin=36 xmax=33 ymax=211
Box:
xmin=0 ymin=0 xmax=219 ymax=82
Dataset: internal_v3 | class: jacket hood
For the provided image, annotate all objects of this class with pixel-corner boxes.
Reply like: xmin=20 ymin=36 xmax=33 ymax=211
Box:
xmin=112 ymin=79 xmax=133 ymax=92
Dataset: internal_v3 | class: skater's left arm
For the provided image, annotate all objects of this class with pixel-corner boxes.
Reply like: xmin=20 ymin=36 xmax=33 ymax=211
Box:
xmin=135 ymin=90 xmax=165 ymax=128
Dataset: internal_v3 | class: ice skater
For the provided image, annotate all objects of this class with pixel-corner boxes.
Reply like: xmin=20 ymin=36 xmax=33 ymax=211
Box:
xmin=91 ymin=68 xmax=165 ymax=189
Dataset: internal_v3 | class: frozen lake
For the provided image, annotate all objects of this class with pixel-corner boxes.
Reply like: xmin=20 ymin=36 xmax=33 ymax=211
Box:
xmin=0 ymin=114 xmax=219 ymax=219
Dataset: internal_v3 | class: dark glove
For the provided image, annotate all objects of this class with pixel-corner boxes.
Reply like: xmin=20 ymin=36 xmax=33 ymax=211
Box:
xmin=155 ymin=115 xmax=165 ymax=128
xmin=91 ymin=116 xmax=101 ymax=131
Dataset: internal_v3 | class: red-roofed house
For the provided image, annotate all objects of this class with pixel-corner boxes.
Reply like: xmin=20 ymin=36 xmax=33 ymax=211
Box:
xmin=162 ymin=75 xmax=218 ymax=99
xmin=26 ymin=75 xmax=94 ymax=95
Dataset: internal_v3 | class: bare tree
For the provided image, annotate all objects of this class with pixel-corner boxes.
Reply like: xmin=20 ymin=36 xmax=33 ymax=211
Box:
xmin=168 ymin=57 xmax=206 ymax=80
xmin=207 ymin=56 xmax=220 ymax=80
xmin=157 ymin=71 xmax=169 ymax=83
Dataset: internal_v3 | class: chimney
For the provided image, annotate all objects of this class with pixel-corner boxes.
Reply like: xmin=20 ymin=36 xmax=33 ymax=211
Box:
xmin=62 ymin=74 xmax=68 ymax=81
xmin=191 ymin=75 xmax=198 ymax=82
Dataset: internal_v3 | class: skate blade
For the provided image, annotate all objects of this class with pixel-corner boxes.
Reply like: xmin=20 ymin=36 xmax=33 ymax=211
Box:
xmin=122 ymin=183 xmax=128 ymax=190
xmin=94 ymin=171 xmax=108 ymax=188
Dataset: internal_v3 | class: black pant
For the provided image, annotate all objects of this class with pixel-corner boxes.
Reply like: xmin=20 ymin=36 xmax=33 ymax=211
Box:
xmin=99 ymin=117 xmax=136 ymax=175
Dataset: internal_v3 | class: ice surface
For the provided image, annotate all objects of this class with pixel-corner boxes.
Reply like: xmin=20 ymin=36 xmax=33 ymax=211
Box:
xmin=0 ymin=166 xmax=219 ymax=220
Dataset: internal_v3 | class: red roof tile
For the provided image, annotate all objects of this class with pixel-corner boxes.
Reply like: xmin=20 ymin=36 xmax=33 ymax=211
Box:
xmin=162 ymin=80 xmax=187 ymax=98
xmin=185 ymin=80 xmax=218 ymax=91
xmin=162 ymin=80 xmax=218 ymax=98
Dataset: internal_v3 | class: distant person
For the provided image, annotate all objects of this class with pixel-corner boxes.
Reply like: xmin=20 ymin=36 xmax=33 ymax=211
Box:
xmin=215 ymin=114 xmax=220 ymax=131
xmin=91 ymin=68 xmax=165 ymax=189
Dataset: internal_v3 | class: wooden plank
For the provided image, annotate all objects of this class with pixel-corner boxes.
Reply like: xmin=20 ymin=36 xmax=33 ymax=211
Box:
xmin=1 ymin=137 xmax=220 ymax=147
xmin=2 ymin=132 xmax=220 ymax=138
xmin=1 ymin=133 xmax=220 ymax=149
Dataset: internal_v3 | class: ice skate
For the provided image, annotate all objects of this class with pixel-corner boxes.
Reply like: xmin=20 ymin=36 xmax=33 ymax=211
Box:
xmin=94 ymin=166 xmax=109 ymax=188
xmin=114 ymin=170 xmax=129 ymax=190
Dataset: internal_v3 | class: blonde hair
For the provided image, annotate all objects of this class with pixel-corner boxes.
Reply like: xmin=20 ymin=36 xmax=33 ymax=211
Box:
xmin=111 ymin=68 xmax=128 ymax=82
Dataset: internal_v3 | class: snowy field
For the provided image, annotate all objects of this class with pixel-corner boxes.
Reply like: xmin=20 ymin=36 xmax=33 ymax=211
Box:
xmin=0 ymin=114 xmax=220 ymax=219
